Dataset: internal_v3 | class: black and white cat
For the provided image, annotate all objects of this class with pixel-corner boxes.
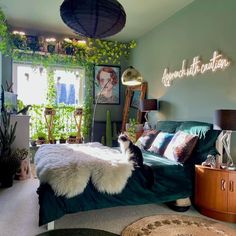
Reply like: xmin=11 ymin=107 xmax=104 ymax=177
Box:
xmin=118 ymin=133 xmax=144 ymax=167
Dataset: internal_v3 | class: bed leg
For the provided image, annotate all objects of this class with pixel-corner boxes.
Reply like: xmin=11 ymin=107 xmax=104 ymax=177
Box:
xmin=47 ymin=221 xmax=54 ymax=230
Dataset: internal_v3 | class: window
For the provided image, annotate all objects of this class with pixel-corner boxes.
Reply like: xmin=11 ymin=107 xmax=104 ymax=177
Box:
xmin=12 ymin=63 xmax=85 ymax=106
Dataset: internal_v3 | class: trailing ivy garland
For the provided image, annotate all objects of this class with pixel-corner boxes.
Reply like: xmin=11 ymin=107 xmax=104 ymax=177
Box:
xmin=0 ymin=8 xmax=136 ymax=139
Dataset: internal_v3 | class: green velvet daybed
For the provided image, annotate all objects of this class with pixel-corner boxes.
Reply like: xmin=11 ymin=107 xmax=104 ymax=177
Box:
xmin=36 ymin=120 xmax=220 ymax=227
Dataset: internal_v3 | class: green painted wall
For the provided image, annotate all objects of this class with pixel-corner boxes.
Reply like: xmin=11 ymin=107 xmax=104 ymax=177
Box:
xmin=131 ymin=0 xmax=236 ymax=160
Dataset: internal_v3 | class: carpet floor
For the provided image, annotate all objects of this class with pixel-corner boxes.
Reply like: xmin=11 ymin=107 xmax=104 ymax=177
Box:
xmin=0 ymin=178 xmax=235 ymax=236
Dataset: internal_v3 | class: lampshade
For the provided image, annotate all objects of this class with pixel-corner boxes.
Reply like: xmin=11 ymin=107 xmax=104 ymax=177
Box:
xmin=121 ymin=66 xmax=143 ymax=86
xmin=60 ymin=0 xmax=126 ymax=38
xmin=139 ymin=99 xmax=159 ymax=112
xmin=214 ymin=109 xmax=236 ymax=131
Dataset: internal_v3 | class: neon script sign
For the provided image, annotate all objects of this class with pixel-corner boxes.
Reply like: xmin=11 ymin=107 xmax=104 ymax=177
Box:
xmin=162 ymin=51 xmax=231 ymax=87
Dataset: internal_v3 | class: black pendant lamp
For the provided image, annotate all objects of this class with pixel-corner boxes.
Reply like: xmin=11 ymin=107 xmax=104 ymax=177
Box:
xmin=60 ymin=0 xmax=126 ymax=39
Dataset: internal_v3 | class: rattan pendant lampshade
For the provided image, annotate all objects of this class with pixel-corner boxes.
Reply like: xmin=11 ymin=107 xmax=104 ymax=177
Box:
xmin=60 ymin=0 xmax=126 ymax=38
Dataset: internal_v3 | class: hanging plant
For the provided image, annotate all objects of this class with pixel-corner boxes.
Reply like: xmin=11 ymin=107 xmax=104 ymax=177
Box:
xmin=0 ymin=8 xmax=137 ymax=141
xmin=46 ymin=69 xmax=56 ymax=107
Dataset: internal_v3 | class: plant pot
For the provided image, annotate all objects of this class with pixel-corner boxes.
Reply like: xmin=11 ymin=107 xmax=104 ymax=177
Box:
xmin=125 ymin=123 xmax=143 ymax=132
xmin=47 ymin=44 xmax=55 ymax=53
xmin=31 ymin=140 xmax=37 ymax=147
xmin=0 ymin=173 xmax=14 ymax=188
xmin=44 ymin=108 xmax=56 ymax=115
xmin=65 ymin=47 xmax=74 ymax=55
xmin=49 ymin=139 xmax=57 ymax=144
xmin=74 ymin=108 xmax=83 ymax=116
xmin=68 ymin=136 xmax=77 ymax=144
xmin=59 ymin=139 xmax=66 ymax=144
xmin=15 ymin=157 xmax=31 ymax=180
xmin=37 ymin=138 xmax=46 ymax=145
xmin=0 ymin=156 xmax=20 ymax=188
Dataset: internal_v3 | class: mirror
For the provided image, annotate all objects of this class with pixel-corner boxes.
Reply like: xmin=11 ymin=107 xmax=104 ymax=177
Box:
xmin=121 ymin=82 xmax=147 ymax=131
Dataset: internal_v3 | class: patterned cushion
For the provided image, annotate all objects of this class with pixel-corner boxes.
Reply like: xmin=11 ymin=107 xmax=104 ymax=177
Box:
xmin=135 ymin=130 xmax=159 ymax=150
xmin=164 ymin=131 xmax=198 ymax=163
xmin=148 ymin=132 xmax=174 ymax=155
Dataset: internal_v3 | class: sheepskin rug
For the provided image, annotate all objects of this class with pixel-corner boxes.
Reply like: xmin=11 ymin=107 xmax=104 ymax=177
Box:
xmin=34 ymin=143 xmax=134 ymax=198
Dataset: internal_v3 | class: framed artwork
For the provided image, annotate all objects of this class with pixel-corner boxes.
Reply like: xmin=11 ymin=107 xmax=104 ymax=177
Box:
xmin=94 ymin=65 xmax=120 ymax=104
xmin=1 ymin=91 xmax=18 ymax=114
xmin=131 ymin=90 xmax=141 ymax=109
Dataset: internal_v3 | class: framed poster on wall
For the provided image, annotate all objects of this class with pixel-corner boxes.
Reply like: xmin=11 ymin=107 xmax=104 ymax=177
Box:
xmin=93 ymin=65 xmax=120 ymax=104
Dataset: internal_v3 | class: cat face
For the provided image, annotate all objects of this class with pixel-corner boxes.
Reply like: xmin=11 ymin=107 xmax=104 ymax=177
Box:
xmin=118 ymin=133 xmax=129 ymax=142
xmin=118 ymin=133 xmax=131 ymax=154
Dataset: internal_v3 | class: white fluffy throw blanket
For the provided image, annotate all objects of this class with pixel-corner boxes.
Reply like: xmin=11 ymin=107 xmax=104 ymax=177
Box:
xmin=35 ymin=143 xmax=133 ymax=198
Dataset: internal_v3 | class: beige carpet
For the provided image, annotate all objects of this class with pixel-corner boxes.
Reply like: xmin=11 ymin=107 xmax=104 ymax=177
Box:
xmin=121 ymin=214 xmax=236 ymax=236
xmin=0 ymin=178 xmax=235 ymax=236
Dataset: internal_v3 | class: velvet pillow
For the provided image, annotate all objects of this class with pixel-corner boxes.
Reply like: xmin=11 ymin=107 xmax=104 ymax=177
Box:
xmin=156 ymin=121 xmax=182 ymax=133
xmin=135 ymin=129 xmax=159 ymax=150
xmin=148 ymin=132 xmax=174 ymax=155
xmin=164 ymin=131 xmax=198 ymax=163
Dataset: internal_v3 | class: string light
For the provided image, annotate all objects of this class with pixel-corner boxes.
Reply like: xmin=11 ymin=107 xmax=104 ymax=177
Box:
xmin=12 ymin=30 xmax=25 ymax=36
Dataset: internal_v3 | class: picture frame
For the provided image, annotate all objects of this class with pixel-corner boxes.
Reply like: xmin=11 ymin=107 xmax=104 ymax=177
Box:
xmin=131 ymin=90 xmax=141 ymax=109
xmin=93 ymin=65 xmax=120 ymax=105
xmin=1 ymin=91 xmax=18 ymax=114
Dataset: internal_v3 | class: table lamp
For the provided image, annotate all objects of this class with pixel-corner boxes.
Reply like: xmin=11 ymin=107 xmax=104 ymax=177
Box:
xmin=214 ymin=109 xmax=236 ymax=170
xmin=140 ymin=99 xmax=159 ymax=130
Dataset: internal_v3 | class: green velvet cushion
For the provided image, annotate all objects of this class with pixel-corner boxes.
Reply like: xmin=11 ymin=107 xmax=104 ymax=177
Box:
xmin=176 ymin=121 xmax=213 ymax=139
xmin=156 ymin=121 xmax=182 ymax=133
xmin=195 ymin=129 xmax=220 ymax=155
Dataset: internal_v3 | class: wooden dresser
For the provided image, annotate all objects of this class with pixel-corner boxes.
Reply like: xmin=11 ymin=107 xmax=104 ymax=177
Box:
xmin=195 ymin=165 xmax=236 ymax=223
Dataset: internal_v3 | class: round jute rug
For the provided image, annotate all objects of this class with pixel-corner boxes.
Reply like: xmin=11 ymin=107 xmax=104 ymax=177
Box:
xmin=121 ymin=214 xmax=236 ymax=236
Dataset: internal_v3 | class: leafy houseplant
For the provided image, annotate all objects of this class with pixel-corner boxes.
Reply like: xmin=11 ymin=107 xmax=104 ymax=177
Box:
xmin=35 ymin=131 xmax=47 ymax=145
xmin=0 ymin=110 xmax=20 ymax=187
xmin=11 ymin=31 xmax=27 ymax=50
xmin=126 ymin=118 xmax=138 ymax=143
xmin=46 ymin=38 xmax=56 ymax=53
xmin=59 ymin=133 xmax=67 ymax=144
xmin=61 ymin=38 xmax=74 ymax=55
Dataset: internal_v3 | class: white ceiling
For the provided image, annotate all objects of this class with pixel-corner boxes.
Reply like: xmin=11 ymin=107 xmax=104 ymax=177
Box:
xmin=0 ymin=0 xmax=194 ymax=41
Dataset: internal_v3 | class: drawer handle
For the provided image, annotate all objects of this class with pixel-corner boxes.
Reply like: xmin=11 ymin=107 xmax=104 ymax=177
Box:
xmin=221 ymin=179 xmax=226 ymax=191
xmin=229 ymin=181 xmax=234 ymax=192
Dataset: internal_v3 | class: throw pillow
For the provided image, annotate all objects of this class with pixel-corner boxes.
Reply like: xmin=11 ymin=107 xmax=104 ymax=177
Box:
xmin=156 ymin=121 xmax=182 ymax=133
xmin=148 ymin=132 xmax=174 ymax=155
xmin=164 ymin=131 xmax=198 ymax=163
xmin=135 ymin=129 xmax=159 ymax=150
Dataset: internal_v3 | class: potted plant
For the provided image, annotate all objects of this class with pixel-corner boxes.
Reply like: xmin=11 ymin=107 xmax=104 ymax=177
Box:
xmin=11 ymin=31 xmax=27 ymax=50
xmin=44 ymin=107 xmax=56 ymax=115
xmin=58 ymin=133 xmax=67 ymax=144
xmin=61 ymin=38 xmax=74 ymax=55
xmin=126 ymin=118 xmax=143 ymax=143
xmin=13 ymin=148 xmax=31 ymax=180
xmin=68 ymin=131 xmax=77 ymax=144
xmin=0 ymin=110 xmax=21 ymax=187
xmin=46 ymin=38 xmax=57 ymax=53
xmin=36 ymin=131 xmax=47 ymax=145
